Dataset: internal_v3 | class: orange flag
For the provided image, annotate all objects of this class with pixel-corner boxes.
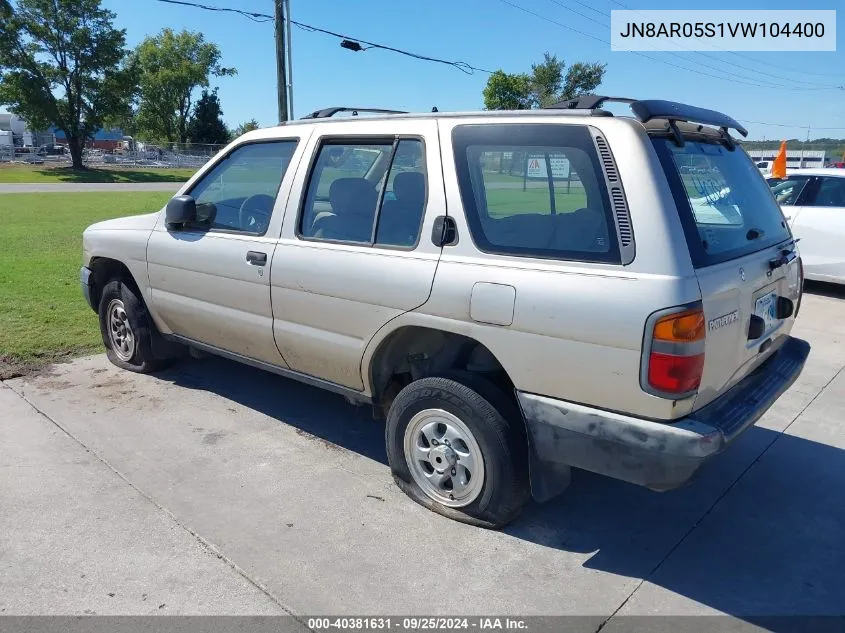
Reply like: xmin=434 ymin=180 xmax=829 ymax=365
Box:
xmin=772 ymin=140 xmax=787 ymax=179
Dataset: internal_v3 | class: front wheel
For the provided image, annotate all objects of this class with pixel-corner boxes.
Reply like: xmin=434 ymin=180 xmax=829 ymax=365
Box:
xmin=385 ymin=375 xmax=530 ymax=528
xmin=98 ymin=279 xmax=171 ymax=373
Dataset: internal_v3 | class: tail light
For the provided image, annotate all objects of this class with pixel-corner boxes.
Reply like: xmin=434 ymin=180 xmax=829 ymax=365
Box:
xmin=644 ymin=305 xmax=705 ymax=397
xmin=795 ymin=256 xmax=804 ymax=318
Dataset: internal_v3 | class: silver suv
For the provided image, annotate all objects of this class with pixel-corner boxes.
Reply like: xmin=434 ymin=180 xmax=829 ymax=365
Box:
xmin=81 ymin=97 xmax=810 ymax=528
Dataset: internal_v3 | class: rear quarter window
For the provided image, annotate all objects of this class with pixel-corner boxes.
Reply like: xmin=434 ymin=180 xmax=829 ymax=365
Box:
xmin=652 ymin=138 xmax=792 ymax=267
xmin=452 ymin=124 xmax=621 ymax=264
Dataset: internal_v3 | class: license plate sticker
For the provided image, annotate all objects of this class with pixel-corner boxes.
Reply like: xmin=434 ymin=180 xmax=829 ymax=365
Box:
xmin=755 ymin=292 xmax=779 ymax=334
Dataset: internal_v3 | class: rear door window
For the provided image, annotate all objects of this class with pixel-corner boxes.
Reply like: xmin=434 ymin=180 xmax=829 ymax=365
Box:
xmin=299 ymin=138 xmax=427 ymax=248
xmin=452 ymin=124 xmax=620 ymax=263
xmin=806 ymin=176 xmax=845 ymax=207
xmin=652 ymin=138 xmax=792 ymax=266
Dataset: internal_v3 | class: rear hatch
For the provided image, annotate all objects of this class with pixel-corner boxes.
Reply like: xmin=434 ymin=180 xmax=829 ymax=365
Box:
xmin=652 ymin=134 xmax=803 ymax=410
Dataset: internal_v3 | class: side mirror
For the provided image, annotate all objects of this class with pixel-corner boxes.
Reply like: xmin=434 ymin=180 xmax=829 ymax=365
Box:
xmin=166 ymin=195 xmax=196 ymax=229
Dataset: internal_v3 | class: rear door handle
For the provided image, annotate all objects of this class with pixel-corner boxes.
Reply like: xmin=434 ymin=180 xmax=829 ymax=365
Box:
xmin=246 ymin=251 xmax=267 ymax=266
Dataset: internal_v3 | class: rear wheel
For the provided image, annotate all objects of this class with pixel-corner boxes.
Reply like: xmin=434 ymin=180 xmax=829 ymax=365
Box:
xmin=98 ymin=279 xmax=171 ymax=373
xmin=385 ymin=374 xmax=529 ymax=528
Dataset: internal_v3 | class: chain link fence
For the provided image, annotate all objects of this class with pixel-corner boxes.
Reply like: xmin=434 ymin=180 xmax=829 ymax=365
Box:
xmin=0 ymin=140 xmax=227 ymax=169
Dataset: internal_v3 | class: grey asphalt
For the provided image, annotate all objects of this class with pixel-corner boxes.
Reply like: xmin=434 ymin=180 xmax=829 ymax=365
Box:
xmin=0 ymin=182 xmax=182 ymax=194
xmin=1 ymin=286 xmax=844 ymax=625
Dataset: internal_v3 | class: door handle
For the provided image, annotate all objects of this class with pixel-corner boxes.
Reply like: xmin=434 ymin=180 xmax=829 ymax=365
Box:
xmin=246 ymin=251 xmax=267 ymax=266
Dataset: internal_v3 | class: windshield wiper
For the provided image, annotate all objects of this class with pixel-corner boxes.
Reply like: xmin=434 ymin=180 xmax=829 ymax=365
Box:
xmin=746 ymin=228 xmax=764 ymax=241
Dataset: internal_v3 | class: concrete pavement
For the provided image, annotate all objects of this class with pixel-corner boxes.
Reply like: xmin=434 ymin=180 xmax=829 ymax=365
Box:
xmin=0 ymin=182 xmax=182 ymax=194
xmin=1 ymin=285 xmax=844 ymax=626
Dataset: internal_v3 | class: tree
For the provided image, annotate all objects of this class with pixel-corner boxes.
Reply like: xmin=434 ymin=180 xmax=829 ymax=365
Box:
xmin=134 ymin=28 xmax=235 ymax=144
xmin=233 ymin=118 xmax=260 ymax=138
xmin=186 ymin=88 xmax=229 ymax=145
xmin=482 ymin=71 xmax=533 ymax=111
xmin=482 ymin=52 xmax=606 ymax=110
xmin=0 ymin=0 xmax=137 ymax=168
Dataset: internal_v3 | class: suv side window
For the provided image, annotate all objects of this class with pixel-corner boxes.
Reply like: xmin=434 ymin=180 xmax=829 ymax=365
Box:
xmin=300 ymin=138 xmax=427 ymax=248
xmin=452 ymin=124 xmax=619 ymax=263
xmin=807 ymin=176 xmax=845 ymax=207
xmin=186 ymin=140 xmax=298 ymax=235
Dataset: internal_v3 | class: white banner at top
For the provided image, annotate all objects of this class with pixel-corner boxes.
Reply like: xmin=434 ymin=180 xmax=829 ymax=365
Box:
xmin=611 ymin=10 xmax=836 ymax=51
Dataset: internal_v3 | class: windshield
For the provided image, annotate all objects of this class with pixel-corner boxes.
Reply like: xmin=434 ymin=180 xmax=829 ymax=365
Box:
xmin=653 ymin=138 xmax=791 ymax=266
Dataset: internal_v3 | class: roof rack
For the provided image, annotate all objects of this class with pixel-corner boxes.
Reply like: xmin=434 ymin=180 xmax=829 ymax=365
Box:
xmin=300 ymin=107 xmax=408 ymax=119
xmin=544 ymin=94 xmax=748 ymax=138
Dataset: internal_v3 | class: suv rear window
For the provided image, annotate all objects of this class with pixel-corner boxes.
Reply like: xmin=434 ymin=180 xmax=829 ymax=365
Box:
xmin=452 ymin=124 xmax=620 ymax=263
xmin=652 ymin=138 xmax=792 ymax=266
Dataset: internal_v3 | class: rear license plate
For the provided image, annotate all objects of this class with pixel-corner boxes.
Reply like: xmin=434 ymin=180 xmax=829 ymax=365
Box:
xmin=755 ymin=292 xmax=779 ymax=334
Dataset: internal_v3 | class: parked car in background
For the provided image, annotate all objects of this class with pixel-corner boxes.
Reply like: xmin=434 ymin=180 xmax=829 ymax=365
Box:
xmin=80 ymin=97 xmax=809 ymax=528
xmin=769 ymin=168 xmax=845 ymax=285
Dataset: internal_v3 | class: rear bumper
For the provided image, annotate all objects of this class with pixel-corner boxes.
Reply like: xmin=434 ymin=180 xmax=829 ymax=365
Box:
xmin=517 ymin=335 xmax=810 ymax=501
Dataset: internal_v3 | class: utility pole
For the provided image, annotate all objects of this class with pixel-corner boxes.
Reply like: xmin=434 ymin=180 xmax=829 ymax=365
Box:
xmin=284 ymin=0 xmax=293 ymax=120
xmin=274 ymin=0 xmax=290 ymax=122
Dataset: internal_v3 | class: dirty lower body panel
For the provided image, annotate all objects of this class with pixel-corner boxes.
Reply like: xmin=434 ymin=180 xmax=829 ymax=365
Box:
xmin=518 ymin=335 xmax=810 ymax=502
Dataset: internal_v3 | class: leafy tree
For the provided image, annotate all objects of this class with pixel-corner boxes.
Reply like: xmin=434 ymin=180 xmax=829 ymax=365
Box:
xmin=482 ymin=71 xmax=533 ymax=110
xmin=134 ymin=28 xmax=235 ymax=143
xmin=233 ymin=118 xmax=260 ymax=138
xmin=0 ymin=0 xmax=137 ymax=168
xmin=482 ymin=52 xmax=606 ymax=110
xmin=186 ymin=88 xmax=229 ymax=145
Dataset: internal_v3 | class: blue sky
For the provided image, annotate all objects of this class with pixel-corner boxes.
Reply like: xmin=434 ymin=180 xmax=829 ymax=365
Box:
xmin=101 ymin=0 xmax=844 ymax=141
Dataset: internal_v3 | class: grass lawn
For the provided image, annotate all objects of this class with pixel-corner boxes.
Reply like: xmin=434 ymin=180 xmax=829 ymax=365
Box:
xmin=481 ymin=172 xmax=525 ymax=184
xmin=485 ymin=188 xmax=588 ymax=217
xmin=0 ymin=191 xmax=171 ymax=377
xmin=0 ymin=164 xmax=196 ymax=184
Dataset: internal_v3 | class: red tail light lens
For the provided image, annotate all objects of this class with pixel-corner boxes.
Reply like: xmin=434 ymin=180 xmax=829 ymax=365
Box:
xmin=645 ymin=306 xmax=706 ymax=397
xmin=648 ymin=352 xmax=705 ymax=393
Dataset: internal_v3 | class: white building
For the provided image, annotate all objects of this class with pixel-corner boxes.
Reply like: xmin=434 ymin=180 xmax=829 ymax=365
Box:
xmin=747 ymin=149 xmax=826 ymax=170
xmin=0 ymin=112 xmax=34 ymax=146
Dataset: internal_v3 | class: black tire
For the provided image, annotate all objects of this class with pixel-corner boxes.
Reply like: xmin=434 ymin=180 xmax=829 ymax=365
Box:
xmin=385 ymin=372 xmax=530 ymax=529
xmin=98 ymin=279 xmax=171 ymax=373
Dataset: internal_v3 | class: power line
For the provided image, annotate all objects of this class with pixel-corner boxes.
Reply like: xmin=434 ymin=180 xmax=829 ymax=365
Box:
xmin=545 ymin=0 xmax=843 ymax=90
xmin=500 ymin=0 xmax=842 ymax=91
xmin=150 ymin=0 xmax=493 ymax=74
xmin=739 ymin=120 xmax=845 ymax=130
xmin=153 ymin=0 xmax=273 ymax=22
xmin=288 ymin=21 xmax=494 ymax=74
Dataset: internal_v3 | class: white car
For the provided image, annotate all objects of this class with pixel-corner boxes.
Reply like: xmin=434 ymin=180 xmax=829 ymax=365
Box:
xmin=769 ymin=168 xmax=845 ymax=284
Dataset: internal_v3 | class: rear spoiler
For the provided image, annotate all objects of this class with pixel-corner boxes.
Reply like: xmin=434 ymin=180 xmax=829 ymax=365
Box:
xmin=546 ymin=96 xmax=748 ymax=142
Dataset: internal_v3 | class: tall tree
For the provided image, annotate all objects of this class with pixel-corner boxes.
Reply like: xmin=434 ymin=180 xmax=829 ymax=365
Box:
xmin=0 ymin=0 xmax=136 ymax=168
xmin=233 ymin=118 xmax=260 ymax=138
xmin=134 ymin=28 xmax=235 ymax=144
xmin=186 ymin=88 xmax=229 ymax=145
xmin=482 ymin=52 xmax=606 ymax=111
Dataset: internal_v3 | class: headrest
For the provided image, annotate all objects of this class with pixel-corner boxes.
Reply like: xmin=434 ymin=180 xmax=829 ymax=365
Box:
xmin=393 ymin=171 xmax=425 ymax=203
xmin=329 ymin=178 xmax=377 ymax=216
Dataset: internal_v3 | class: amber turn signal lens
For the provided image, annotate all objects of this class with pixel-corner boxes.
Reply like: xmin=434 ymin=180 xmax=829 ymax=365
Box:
xmin=653 ymin=309 xmax=705 ymax=342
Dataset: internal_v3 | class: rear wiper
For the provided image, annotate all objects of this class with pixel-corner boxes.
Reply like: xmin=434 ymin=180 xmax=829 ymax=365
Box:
xmin=746 ymin=228 xmax=764 ymax=241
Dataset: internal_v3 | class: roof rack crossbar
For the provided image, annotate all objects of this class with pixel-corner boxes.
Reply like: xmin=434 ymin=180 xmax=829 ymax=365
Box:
xmin=543 ymin=94 xmax=748 ymax=138
xmin=546 ymin=95 xmax=636 ymax=110
xmin=300 ymin=107 xmax=408 ymax=120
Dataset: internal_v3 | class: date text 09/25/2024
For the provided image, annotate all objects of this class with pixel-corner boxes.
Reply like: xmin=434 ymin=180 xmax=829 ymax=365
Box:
xmin=307 ymin=618 xmax=529 ymax=631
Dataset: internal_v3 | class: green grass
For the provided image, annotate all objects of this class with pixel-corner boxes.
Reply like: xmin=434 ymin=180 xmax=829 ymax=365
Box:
xmin=481 ymin=172 xmax=526 ymax=184
xmin=485 ymin=188 xmax=588 ymax=217
xmin=0 ymin=164 xmax=196 ymax=184
xmin=0 ymin=192 xmax=171 ymax=375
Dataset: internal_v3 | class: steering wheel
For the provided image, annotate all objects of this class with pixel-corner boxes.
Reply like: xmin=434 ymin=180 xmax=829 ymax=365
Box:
xmin=238 ymin=194 xmax=275 ymax=233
